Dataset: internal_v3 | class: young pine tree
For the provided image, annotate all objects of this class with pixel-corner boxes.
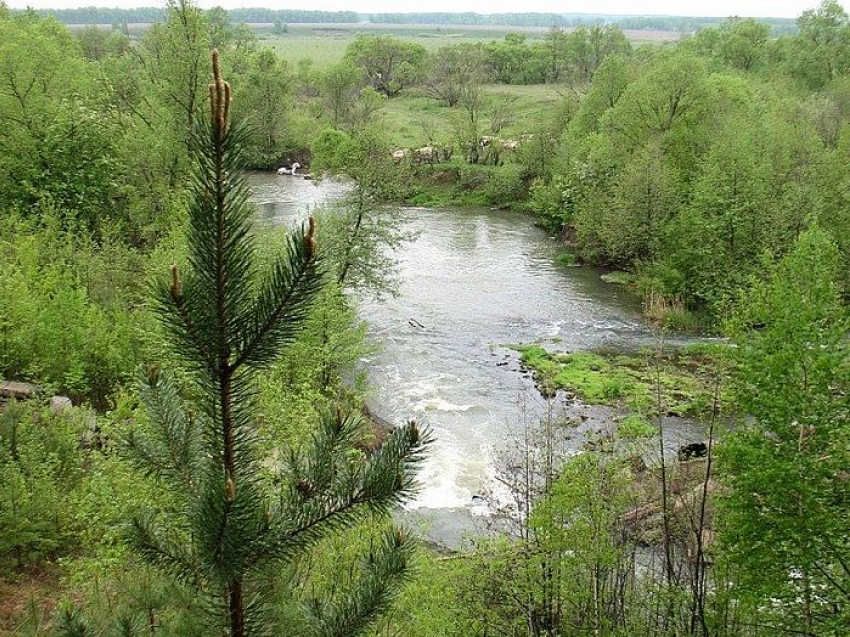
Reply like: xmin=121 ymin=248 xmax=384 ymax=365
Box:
xmin=119 ymin=51 xmax=428 ymax=637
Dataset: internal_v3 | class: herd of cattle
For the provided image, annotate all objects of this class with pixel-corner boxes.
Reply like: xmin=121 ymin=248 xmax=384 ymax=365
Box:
xmin=276 ymin=135 xmax=536 ymax=177
xmin=392 ymin=134 xmax=534 ymax=166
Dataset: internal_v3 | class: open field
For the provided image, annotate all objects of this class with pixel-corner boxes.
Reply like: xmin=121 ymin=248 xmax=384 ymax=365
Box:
xmin=255 ymin=23 xmax=681 ymax=66
xmin=377 ymin=83 xmax=564 ymax=149
xmin=66 ymin=21 xmax=680 ymax=67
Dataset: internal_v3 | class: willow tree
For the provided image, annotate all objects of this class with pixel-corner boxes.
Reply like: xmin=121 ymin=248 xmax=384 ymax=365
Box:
xmin=123 ymin=51 xmax=428 ymax=637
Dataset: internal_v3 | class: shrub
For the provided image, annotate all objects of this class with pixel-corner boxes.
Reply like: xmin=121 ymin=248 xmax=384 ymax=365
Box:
xmin=0 ymin=401 xmax=86 ymax=568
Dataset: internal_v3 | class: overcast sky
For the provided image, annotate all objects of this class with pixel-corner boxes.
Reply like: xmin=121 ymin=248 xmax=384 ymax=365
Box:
xmin=6 ymin=1 xmax=844 ymax=20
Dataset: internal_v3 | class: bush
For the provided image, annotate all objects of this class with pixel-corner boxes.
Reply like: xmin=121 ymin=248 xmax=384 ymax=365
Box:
xmin=481 ymin=164 xmax=528 ymax=208
xmin=528 ymin=174 xmax=578 ymax=232
xmin=0 ymin=214 xmax=145 ymax=405
xmin=0 ymin=401 xmax=87 ymax=568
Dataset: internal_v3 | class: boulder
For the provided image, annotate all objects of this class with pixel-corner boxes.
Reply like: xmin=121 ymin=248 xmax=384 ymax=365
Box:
xmin=677 ymin=442 xmax=708 ymax=462
xmin=50 ymin=395 xmax=73 ymax=413
xmin=0 ymin=380 xmax=42 ymax=399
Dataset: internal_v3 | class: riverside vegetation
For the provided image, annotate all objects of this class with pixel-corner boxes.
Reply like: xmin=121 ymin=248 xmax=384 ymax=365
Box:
xmin=0 ymin=1 xmax=848 ymax=635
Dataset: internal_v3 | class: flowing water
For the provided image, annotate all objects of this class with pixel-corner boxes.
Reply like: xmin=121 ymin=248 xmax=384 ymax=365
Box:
xmin=250 ymin=172 xmax=707 ymax=544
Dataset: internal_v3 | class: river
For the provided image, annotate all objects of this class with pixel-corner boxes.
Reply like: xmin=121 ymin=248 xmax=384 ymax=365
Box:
xmin=250 ymin=172 xmax=706 ymax=544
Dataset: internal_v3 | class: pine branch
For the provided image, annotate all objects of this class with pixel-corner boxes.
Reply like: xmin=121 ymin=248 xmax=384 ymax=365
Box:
xmin=193 ymin=466 xmax=267 ymax=585
xmin=113 ymin=614 xmax=144 ymax=637
xmin=54 ymin=608 xmax=96 ymax=637
xmin=125 ymin=513 xmax=201 ymax=589
xmin=257 ymin=421 xmax=430 ymax=567
xmin=182 ymin=119 xmax=256 ymax=371
xmin=298 ymin=407 xmax=364 ymax=497
xmin=233 ymin=219 xmax=323 ymax=371
xmin=302 ymin=528 xmax=416 ymax=637
xmin=154 ymin=270 xmax=217 ymax=375
xmin=126 ymin=369 xmax=201 ymax=495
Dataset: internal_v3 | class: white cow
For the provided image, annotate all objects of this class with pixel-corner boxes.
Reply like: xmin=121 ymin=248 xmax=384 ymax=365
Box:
xmin=414 ymin=146 xmax=437 ymax=164
xmin=391 ymin=149 xmax=410 ymax=163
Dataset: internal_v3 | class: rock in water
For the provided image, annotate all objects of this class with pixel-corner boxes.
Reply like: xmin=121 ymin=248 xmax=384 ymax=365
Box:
xmin=677 ymin=442 xmax=708 ymax=462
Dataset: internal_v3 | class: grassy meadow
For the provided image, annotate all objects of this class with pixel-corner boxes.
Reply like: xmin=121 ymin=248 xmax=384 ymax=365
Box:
xmin=375 ymin=83 xmax=564 ymax=149
xmin=251 ymin=23 xmax=678 ymax=150
xmin=256 ymin=22 xmax=680 ymax=67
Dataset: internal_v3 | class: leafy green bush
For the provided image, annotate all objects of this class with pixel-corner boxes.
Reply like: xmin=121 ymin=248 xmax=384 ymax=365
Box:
xmin=0 ymin=401 xmax=86 ymax=568
xmin=528 ymin=174 xmax=578 ymax=233
xmin=0 ymin=214 xmax=146 ymax=405
xmin=481 ymin=164 xmax=528 ymax=208
xmin=617 ymin=415 xmax=659 ymax=440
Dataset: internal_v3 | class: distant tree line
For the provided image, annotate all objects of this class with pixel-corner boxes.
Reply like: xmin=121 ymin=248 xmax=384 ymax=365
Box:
xmin=28 ymin=7 xmax=797 ymax=34
xmin=614 ymin=15 xmax=797 ymax=34
xmin=31 ymin=7 xmax=359 ymax=25
xmin=367 ymin=12 xmax=797 ymax=34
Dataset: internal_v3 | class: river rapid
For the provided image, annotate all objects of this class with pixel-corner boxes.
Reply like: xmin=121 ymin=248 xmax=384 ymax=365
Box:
xmin=249 ymin=173 xmax=705 ymax=544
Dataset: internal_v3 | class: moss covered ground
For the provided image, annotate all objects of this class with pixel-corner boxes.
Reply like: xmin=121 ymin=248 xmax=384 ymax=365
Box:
xmin=513 ymin=343 xmax=730 ymax=417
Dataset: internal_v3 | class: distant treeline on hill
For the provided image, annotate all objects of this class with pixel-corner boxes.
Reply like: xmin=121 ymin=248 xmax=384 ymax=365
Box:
xmin=366 ymin=12 xmax=797 ymax=33
xmin=33 ymin=7 xmax=797 ymax=34
xmin=34 ymin=8 xmax=359 ymax=25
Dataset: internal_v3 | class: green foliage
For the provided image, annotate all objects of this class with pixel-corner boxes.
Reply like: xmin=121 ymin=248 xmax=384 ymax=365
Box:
xmin=480 ymin=25 xmax=630 ymax=88
xmin=0 ymin=214 xmax=146 ymax=404
xmin=372 ymin=549 xmax=471 ymax=636
xmin=529 ymin=452 xmax=634 ymax=633
xmin=320 ymin=60 xmax=362 ymax=130
xmin=454 ymin=446 xmax=638 ymax=636
xmin=312 ymin=128 xmax=415 ymax=295
xmin=617 ymin=415 xmax=658 ymax=440
xmin=256 ymin=281 xmax=369 ymax=448
xmin=570 ymin=54 xmax=633 ymax=136
xmin=0 ymin=401 xmax=86 ymax=568
xmin=311 ymin=129 xmax=357 ymax=174
xmin=604 ymin=51 xmax=711 ymax=153
xmin=345 ymin=35 xmax=426 ymax=97
xmin=717 ymin=227 xmax=850 ymax=633
xmin=594 ymin=141 xmax=681 ymax=266
xmin=528 ymin=173 xmax=579 ymax=233
xmin=0 ymin=11 xmax=128 ymax=234
xmin=114 ymin=53 xmax=429 ymax=636
xmin=788 ymin=0 xmax=850 ymax=89
xmin=237 ymin=48 xmax=293 ymax=167
xmin=480 ymin=164 xmax=528 ymax=208
xmin=718 ymin=18 xmax=771 ymax=71
xmin=424 ymin=44 xmax=489 ymax=107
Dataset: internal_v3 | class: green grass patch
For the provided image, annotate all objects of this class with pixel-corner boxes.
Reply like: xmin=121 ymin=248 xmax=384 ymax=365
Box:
xmin=618 ymin=415 xmax=659 ymax=440
xmin=556 ymin=251 xmax=579 ymax=267
xmin=404 ymin=161 xmax=531 ymax=210
xmin=513 ymin=344 xmax=729 ymax=417
xmin=600 ymin=271 xmax=634 ymax=285
xmin=374 ymin=84 xmax=562 ymax=149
